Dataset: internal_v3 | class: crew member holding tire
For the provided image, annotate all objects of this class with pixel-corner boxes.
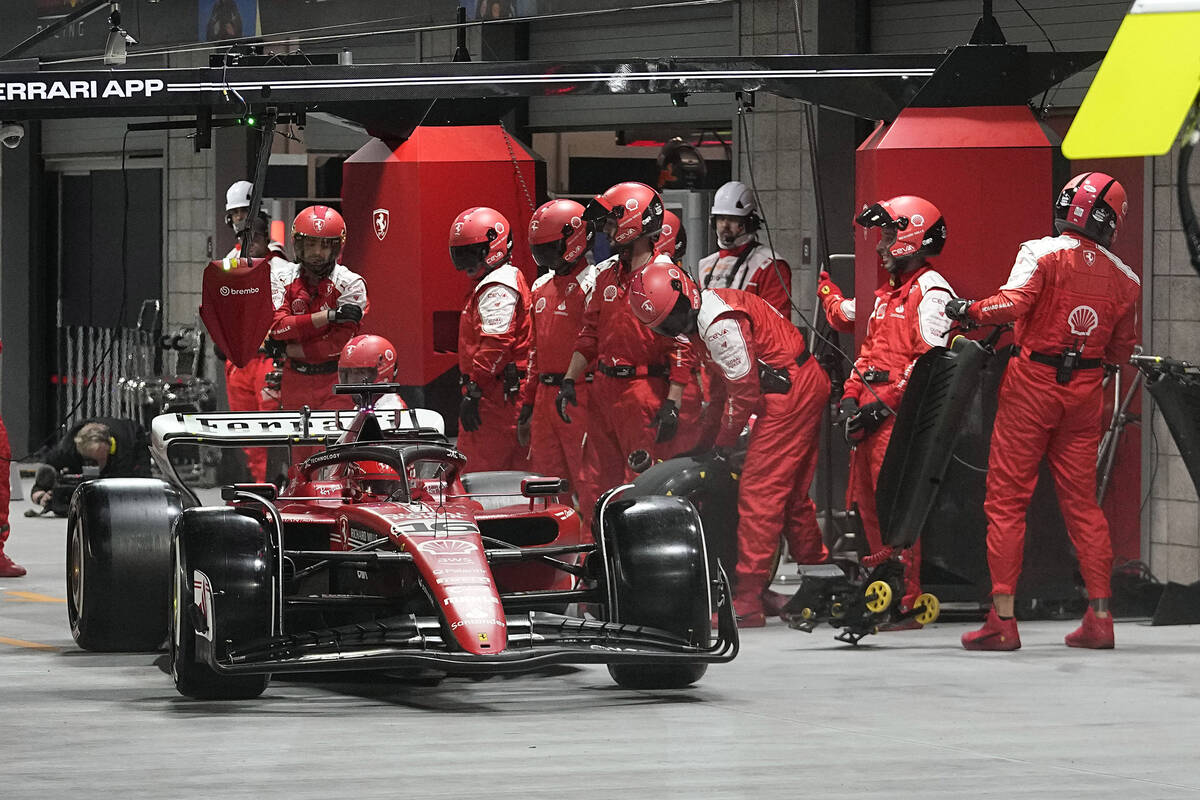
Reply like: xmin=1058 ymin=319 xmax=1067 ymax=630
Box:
xmin=269 ymin=205 xmax=368 ymax=412
xmin=518 ymin=200 xmax=598 ymax=507
xmin=948 ymin=173 xmax=1140 ymax=651
xmin=630 ymin=263 xmax=830 ymax=626
xmin=450 ymin=206 xmax=532 ymax=471
xmin=654 ymin=210 xmax=707 ymax=459
xmin=819 ymin=195 xmax=956 ymax=627
xmin=556 ymin=183 xmax=697 ymax=528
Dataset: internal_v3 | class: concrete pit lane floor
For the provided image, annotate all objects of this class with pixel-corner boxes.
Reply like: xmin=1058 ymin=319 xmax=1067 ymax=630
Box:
xmin=2 ymin=478 xmax=1199 ymax=799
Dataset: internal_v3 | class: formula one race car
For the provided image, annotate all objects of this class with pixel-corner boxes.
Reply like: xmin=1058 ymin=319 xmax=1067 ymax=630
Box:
xmin=65 ymin=384 xmax=737 ymax=699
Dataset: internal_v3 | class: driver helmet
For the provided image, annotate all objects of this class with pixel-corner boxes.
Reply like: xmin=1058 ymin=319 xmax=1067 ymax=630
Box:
xmin=339 ymin=335 xmax=397 ymax=385
xmin=346 ymin=460 xmax=403 ymax=501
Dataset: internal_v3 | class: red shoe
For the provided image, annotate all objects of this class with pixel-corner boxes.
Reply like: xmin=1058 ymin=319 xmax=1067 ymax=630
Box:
xmin=0 ymin=550 xmax=26 ymax=578
xmin=761 ymin=589 xmax=791 ymax=619
xmin=961 ymin=609 xmax=1020 ymax=651
xmin=1065 ymin=608 xmax=1114 ymax=649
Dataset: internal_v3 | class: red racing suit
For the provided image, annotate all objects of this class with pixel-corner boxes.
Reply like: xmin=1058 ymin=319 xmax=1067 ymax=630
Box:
xmin=458 ymin=263 xmax=532 ymax=472
xmin=697 ymin=240 xmax=792 ymax=316
xmin=697 ymin=289 xmax=831 ymax=602
xmin=572 ymin=254 xmax=698 ymax=523
xmin=521 ymin=260 xmax=599 ymax=506
xmin=270 ymin=262 xmax=368 ymax=412
xmin=823 ymin=265 xmax=955 ymax=609
xmin=966 ymin=234 xmax=1140 ymax=600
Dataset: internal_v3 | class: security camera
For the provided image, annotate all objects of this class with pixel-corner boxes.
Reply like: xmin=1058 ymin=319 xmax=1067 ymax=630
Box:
xmin=0 ymin=122 xmax=24 ymax=150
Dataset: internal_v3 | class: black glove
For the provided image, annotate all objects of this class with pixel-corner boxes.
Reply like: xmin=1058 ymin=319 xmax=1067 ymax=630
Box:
xmin=847 ymin=400 xmax=891 ymax=438
xmin=556 ymin=378 xmax=577 ymax=423
xmin=517 ymin=403 xmax=534 ymax=426
xmin=264 ymin=367 xmax=282 ymax=391
xmin=835 ymin=396 xmax=859 ymax=425
xmin=705 ymin=445 xmax=732 ymax=462
xmin=944 ymin=298 xmax=973 ymax=322
xmin=331 ymin=303 xmax=364 ymax=324
xmin=502 ymin=362 xmax=521 ymax=404
xmin=262 ymin=338 xmax=284 ymax=360
xmin=459 ymin=381 xmax=483 ymax=432
xmin=649 ymin=398 xmax=680 ymax=443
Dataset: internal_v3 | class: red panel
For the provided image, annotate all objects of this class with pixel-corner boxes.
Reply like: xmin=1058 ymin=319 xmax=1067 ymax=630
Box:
xmin=340 ymin=126 xmax=537 ymax=386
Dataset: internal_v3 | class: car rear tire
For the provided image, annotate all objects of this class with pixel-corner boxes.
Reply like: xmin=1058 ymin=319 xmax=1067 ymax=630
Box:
xmin=171 ymin=507 xmax=272 ymax=700
xmin=66 ymin=479 xmax=182 ymax=652
xmin=601 ymin=495 xmax=711 ymax=689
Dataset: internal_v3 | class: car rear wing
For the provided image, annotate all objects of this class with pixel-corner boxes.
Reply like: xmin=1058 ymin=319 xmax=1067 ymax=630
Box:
xmin=150 ymin=408 xmax=446 ymax=500
xmin=152 ymin=408 xmax=444 ymax=450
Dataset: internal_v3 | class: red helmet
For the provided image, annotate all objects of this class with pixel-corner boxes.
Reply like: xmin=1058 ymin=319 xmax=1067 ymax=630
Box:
xmin=629 ymin=260 xmax=700 ymax=336
xmin=528 ymin=199 xmax=590 ymax=274
xmin=855 ymin=195 xmax=947 ymax=262
xmin=449 ymin=207 xmax=512 ymax=277
xmin=338 ymin=334 xmax=396 ymax=384
xmin=1054 ymin=172 xmax=1127 ymax=247
xmin=583 ymin=182 xmax=664 ymax=250
xmin=346 ymin=460 xmax=403 ymax=501
xmin=654 ymin=210 xmax=687 ymax=262
xmin=292 ymin=205 xmax=346 ymax=276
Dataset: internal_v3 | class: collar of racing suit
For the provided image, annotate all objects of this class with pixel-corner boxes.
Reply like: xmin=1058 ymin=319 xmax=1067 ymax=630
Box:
xmin=876 ymin=262 xmax=931 ymax=299
xmin=716 ymin=238 xmax=759 ymax=259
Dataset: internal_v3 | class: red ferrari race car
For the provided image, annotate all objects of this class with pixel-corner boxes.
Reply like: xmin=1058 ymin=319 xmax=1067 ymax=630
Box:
xmin=65 ymin=385 xmax=737 ymax=699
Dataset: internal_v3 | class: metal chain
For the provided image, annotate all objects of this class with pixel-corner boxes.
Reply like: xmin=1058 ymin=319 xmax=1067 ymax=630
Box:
xmin=502 ymin=127 xmax=536 ymax=216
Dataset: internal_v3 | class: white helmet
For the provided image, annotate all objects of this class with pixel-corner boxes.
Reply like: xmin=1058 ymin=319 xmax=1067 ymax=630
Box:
xmin=711 ymin=180 xmax=758 ymax=219
xmin=225 ymin=180 xmax=253 ymax=211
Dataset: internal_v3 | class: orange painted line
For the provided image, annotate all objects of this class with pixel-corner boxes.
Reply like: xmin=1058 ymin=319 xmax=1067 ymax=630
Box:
xmin=0 ymin=636 xmax=60 ymax=651
xmin=3 ymin=591 xmax=66 ymax=603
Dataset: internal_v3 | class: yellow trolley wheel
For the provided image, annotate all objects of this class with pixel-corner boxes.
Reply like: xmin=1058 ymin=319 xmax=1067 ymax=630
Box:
xmin=864 ymin=580 xmax=893 ymax=614
xmin=913 ymin=593 xmax=941 ymax=625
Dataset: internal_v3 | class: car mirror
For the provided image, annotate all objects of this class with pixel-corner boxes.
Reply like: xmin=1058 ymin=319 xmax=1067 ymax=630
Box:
xmin=521 ymin=477 xmax=568 ymax=497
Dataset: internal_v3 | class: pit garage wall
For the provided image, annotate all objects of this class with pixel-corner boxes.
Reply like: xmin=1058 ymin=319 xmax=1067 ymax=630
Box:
xmin=859 ymin=0 xmax=1200 ymax=581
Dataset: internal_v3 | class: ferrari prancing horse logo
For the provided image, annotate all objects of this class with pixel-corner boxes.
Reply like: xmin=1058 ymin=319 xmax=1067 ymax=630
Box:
xmin=373 ymin=208 xmax=389 ymax=241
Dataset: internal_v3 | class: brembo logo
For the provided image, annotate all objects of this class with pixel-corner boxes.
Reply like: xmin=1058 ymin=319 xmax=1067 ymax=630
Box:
xmin=0 ymin=79 xmax=165 ymax=101
xmin=219 ymin=286 xmax=260 ymax=297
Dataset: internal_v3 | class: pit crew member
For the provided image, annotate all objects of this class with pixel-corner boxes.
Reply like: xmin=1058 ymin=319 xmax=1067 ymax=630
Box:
xmin=517 ymin=199 xmax=597 ymax=505
xmin=0 ymin=343 xmax=24 ymax=576
xmin=269 ymin=206 xmax=368 ymax=412
xmin=556 ymin=182 xmax=697 ymax=527
xmin=450 ymin=206 xmax=532 ymax=471
xmin=820 ymin=195 xmax=956 ymax=625
xmin=631 ymin=263 xmax=830 ymax=626
xmin=950 ymin=173 xmax=1140 ymax=651
xmin=697 ymin=180 xmax=791 ymax=316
